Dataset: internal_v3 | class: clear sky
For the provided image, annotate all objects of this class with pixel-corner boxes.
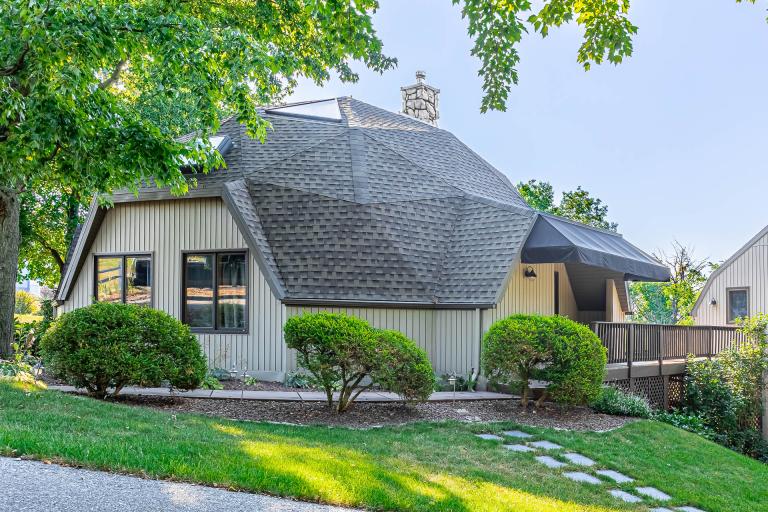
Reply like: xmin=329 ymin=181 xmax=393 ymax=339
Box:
xmin=288 ymin=0 xmax=768 ymax=264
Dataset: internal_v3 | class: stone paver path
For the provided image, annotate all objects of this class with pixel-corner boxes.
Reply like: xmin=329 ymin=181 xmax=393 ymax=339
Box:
xmin=529 ymin=440 xmax=562 ymax=450
xmin=609 ymin=490 xmax=643 ymax=503
xmin=563 ymin=472 xmax=602 ymax=485
xmin=562 ymin=453 xmax=595 ymax=467
xmin=596 ymin=469 xmax=633 ymax=483
xmin=503 ymin=444 xmax=535 ymax=453
xmin=474 ymin=429 xmax=709 ymax=511
xmin=636 ymin=487 xmax=671 ymax=501
xmin=534 ymin=456 xmax=566 ymax=469
xmin=503 ymin=430 xmax=533 ymax=438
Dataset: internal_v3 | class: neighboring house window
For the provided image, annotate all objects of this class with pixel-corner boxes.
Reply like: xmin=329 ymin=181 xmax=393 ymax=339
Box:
xmin=94 ymin=254 xmax=152 ymax=305
xmin=727 ymin=288 xmax=749 ymax=324
xmin=182 ymin=251 xmax=248 ymax=332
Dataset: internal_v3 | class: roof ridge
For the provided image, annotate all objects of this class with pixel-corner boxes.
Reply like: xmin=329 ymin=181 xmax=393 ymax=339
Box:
xmin=244 ymin=128 xmax=348 ymax=175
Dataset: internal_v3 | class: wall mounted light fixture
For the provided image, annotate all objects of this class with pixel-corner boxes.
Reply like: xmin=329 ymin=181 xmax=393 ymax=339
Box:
xmin=524 ymin=266 xmax=537 ymax=279
xmin=710 ymin=298 xmax=717 ymax=306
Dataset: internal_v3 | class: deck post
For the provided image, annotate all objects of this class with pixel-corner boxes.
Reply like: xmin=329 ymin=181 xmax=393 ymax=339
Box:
xmin=707 ymin=329 xmax=713 ymax=360
xmin=627 ymin=323 xmax=635 ymax=391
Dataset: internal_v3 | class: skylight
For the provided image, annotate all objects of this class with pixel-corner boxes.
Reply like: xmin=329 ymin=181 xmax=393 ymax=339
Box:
xmin=265 ymin=99 xmax=341 ymax=121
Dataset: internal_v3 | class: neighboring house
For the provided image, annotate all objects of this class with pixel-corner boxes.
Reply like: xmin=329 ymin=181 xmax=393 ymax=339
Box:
xmin=692 ymin=225 xmax=768 ymax=326
xmin=55 ymin=73 xmax=669 ymax=381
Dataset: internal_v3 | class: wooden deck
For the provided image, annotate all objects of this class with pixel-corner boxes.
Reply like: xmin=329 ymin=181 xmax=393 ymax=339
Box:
xmin=592 ymin=322 xmax=747 ymax=408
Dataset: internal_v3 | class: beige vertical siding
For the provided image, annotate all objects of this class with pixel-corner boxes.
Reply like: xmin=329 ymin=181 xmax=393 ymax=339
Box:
xmin=285 ymin=305 xmax=481 ymax=376
xmin=483 ymin=262 xmax=579 ymax=330
xmin=693 ymin=231 xmax=768 ymax=326
xmin=59 ymin=199 xmax=286 ymax=376
xmin=605 ymin=279 xmax=626 ymax=323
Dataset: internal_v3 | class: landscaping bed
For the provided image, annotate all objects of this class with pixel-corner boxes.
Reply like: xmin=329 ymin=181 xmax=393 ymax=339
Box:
xmin=124 ymin=395 xmax=633 ymax=430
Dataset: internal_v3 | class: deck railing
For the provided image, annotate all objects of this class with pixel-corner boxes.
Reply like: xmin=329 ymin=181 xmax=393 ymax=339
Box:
xmin=591 ymin=322 xmax=747 ymax=365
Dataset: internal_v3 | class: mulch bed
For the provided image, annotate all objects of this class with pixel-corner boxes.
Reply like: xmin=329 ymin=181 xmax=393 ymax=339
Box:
xmin=121 ymin=395 xmax=634 ymax=431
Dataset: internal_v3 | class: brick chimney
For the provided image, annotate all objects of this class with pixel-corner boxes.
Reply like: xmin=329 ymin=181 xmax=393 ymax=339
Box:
xmin=400 ymin=71 xmax=439 ymax=126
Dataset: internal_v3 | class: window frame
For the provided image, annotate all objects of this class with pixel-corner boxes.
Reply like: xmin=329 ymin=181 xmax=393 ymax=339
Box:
xmin=181 ymin=249 xmax=249 ymax=334
xmin=92 ymin=252 xmax=154 ymax=307
xmin=726 ymin=286 xmax=750 ymax=324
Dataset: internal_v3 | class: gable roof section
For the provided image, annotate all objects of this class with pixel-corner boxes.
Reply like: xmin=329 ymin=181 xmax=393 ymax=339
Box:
xmin=691 ymin=223 xmax=768 ymax=315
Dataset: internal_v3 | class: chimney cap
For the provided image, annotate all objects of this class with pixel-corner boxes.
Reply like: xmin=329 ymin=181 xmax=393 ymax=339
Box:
xmin=415 ymin=70 xmax=426 ymax=83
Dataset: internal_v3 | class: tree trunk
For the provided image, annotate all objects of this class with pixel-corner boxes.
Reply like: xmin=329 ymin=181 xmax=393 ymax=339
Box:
xmin=0 ymin=186 xmax=21 ymax=357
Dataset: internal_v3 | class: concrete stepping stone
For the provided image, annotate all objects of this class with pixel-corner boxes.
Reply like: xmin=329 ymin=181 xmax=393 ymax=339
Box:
xmin=562 ymin=453 xmax=595 ymax=466
xmin=475 ymin=434 xmax=503 ymax=441
xmin=636 ymin=487 xmax=672 ymax=501
xmin=503 ymin=430 xmax=533 ymax=439
xmin=609 ymin=489 xmax=643 ymax=503
xmin=503 ymin=444 xmax=536 ymax=453
xmin=596 ymin=469 xmax=633 ymax=483
xmin=675 ymin=508 xmax=706 ymax=512
xmin=529 ymin=440 xmax=563 ymax=450
xmin=563 ymin=472 xmax=602 ymax=485
xmin=534 ymin=455 xmax=567 ymax=469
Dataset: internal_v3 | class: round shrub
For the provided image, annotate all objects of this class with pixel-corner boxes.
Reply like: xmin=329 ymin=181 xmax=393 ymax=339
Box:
xmin=284 ymin=312 xmax=379 ymax=412
xmin=481 ymin=314 xmax=553 ymax=405
xmin=590 ymin=385 xmax=652 ymax=418
xmin=41 ymin=302 xmax=207 ymax=398
xmin=373 ymin=329 xmax=435 ymax=404
xmin=542 ymin=316 xmax=606 ymax=405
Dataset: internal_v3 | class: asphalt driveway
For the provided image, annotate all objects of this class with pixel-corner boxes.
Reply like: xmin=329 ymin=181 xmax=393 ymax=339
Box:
xmin=0 ymin=457 xmax=358 ymax=512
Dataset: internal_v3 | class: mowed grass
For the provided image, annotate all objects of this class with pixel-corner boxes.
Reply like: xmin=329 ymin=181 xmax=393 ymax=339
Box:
xmin=0 ymin=383 xmax=765 ymax=512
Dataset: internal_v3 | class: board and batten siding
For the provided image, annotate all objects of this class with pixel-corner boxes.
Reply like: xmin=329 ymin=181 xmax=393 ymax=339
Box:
xmin=59 ymin=198 xmax=287 ymax=377
xmin=693 ymin=230 xmax=768 ymax=326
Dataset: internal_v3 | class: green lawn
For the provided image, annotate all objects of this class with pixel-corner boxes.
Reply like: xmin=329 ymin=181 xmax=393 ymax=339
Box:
xmin=0 ymin=382 xmax=765 ymax=512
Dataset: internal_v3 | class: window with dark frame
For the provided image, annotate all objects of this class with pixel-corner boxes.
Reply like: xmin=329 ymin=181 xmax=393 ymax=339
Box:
xmin=727 ymin=288 xmax=749 ymax=324
xmin=182 ymin=251 xmax=247 ymax=332
xmin=94 ymin=254 xmax=152 ymax=305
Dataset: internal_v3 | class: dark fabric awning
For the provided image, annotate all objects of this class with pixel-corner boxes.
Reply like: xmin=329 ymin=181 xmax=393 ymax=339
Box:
xmin=521 ymin=214 xmax=670 ymax=282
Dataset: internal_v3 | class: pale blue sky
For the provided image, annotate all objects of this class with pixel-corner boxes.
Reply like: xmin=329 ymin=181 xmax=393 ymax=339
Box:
xmin=288 ymin=0 xmax=768 ymax=264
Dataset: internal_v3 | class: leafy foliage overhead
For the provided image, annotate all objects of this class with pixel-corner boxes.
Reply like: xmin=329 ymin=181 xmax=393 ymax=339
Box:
xmin=516 ymin=179 xmax=617 ymax=231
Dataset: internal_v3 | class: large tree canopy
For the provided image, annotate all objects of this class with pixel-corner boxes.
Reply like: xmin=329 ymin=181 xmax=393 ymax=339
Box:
xmin=516 ymin=179 xmax=617 ymax=231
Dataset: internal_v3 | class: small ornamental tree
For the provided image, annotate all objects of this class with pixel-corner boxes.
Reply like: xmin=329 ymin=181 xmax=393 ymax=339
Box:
xmin=539 ymin=316 xmax=606 ymax=405
xmin=483 ymin=314 xmax=606 ymax=407
xmin=284 ymin=312 xmax=380 ymax=412
xmin=41 ymin=302 xmax=207 ymax=398
xmin=482 ymin=314 xmax=552 ymax=406
xmin=373 ymin=329 xmax=435 ymax=404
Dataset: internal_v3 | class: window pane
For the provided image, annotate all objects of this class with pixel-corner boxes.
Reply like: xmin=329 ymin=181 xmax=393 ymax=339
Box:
xmin=126 ymin=257 xmax=152 ymax=306
xmin=96 ymin=257 xmax=122 ymax=302
xmin=184 ymin=254 xmax=214 ymax=328
xmin=729 ymin=290 xmax=749 ymax=321
xmin=217 ymin=253 xmax=246 ymax=330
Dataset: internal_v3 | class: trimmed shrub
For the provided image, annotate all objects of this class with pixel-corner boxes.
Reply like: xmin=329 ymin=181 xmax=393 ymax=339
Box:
xmin=591 ymin=385 xmax=652 ymax=418
xmin=541 ymin=316 xmax=606 ymax=405
xmin=41 ymin=302 xmax=207 ymax=398
xmin=284 ymin=312 xmax=380 ymax=412
xmin=482 ymin=314 xmax=606 ymax=406
xmin=373 ymin=329 xmax=435 ymax=404
xmin=482 ymin=314 xmax=552 ymax=406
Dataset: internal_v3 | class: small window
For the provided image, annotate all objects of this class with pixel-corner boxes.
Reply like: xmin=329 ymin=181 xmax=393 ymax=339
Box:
xmin=727 ymin=288 xmax=749 ymax=323
xmin=94 ymin=254 xmax=152 ymax=305
xmin=182 ymin=251 xmax=247 ymax=332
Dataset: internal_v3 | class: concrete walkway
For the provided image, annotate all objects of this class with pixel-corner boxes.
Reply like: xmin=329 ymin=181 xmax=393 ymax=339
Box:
xmin=0 ymin=457 xmax=358 ymax=512
xmin=48 ymin=385 xmax=513 ymax=402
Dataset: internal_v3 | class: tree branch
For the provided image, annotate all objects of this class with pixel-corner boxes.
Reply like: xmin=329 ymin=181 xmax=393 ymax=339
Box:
xmin=98 ymin=60 xmax=127 ymax=90
xmin=0 ymin=43 xmax=30 ymax=77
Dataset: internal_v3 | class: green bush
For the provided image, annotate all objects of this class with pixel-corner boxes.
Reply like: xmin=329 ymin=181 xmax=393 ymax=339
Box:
xmin=41 ymin=302 xmax=207 ymax=398
xmin=482 ymin=314 xmax=552 ymax=406
xmin=542 ymin=316 xmax=606 ymax=405
xmin=284 ymin=313 xmax=435 ymax=412
xmin=14 ymin=290 xmax=39 ymax=315
xmin=482 ymin=314 xmax=606 ymax=406
xmin=373 ymin=329 xmax=435 ymax=404
xmin=654 ymin=410 xmax=715 ymax=440
xmin=591 ymin=385 xmax=652 ymax=418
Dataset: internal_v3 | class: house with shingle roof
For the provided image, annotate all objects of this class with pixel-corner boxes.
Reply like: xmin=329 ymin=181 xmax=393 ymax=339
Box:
xmin=56 ymin=73 xmax=669 ymax=380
